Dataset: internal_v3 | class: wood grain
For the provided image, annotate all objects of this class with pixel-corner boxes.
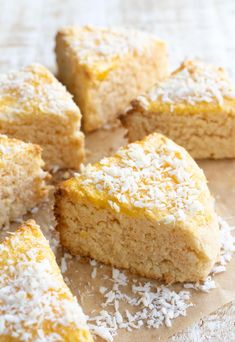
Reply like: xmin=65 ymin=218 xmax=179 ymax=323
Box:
xmin=0 ymin=1 xmax=234 ymax=340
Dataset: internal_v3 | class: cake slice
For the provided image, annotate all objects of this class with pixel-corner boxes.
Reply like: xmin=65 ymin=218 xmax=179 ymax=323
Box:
xmin=122 ymin=60 xmax=235 ymax=159
xmin=0 ymin=220 xmax=93 ymax=341
xmin=55 ymin=133 xmax=220 ymax=283
xmin=0 ymin=63 xmax=84 ymax=169
xmin=0 ymin=135 xmax=50 ymax=227
xmin=56 ymin=25 xmax=168 ymax=132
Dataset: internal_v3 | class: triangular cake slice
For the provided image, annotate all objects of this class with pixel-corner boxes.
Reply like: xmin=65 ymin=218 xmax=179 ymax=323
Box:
xmin=0 ymin=64 xmax=84 ymax=169
xmin=56 ymin=25 xmax=168 ymax=132
xmin=55 ymin=133 xmax=220 ymax=283
xmin=122 ymin=60 xmax=235 ymax=159
xmin=0 ymin=220 xmax=93 ymax=341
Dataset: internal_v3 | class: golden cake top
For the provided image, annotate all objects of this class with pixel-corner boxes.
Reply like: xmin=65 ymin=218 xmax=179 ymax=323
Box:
xmin=57 ymin=25 xmax=162 ymax=73
xmin=0 ymin=220 xmax=92 ymax=341
xmin=63 ymin=133 xmax=214 ymax=226
xmin=132 ymin=60 xmax=235 ymax=113
xmin=0 ymin=64 xmax=81 ymax=120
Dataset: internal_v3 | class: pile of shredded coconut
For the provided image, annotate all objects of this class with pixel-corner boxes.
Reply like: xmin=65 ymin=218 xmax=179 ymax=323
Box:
xmin=88 ymin=271 xmax=192 ymax=341
xmin=135 ymin=60 xmax=235 ymax=109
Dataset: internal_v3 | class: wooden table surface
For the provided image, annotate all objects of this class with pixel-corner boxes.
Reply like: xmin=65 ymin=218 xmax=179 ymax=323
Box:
xmin=0 ymin=0 xmax=235 ymax=340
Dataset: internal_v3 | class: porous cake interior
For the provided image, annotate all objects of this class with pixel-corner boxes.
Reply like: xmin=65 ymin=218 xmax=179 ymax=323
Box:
xmin=0 ymin=115 xmax=84 ymax=168
xmin=124 ymin=109 xmax=235 ymax=159
xmin=57 ymin=197 xmax=218 ymax=283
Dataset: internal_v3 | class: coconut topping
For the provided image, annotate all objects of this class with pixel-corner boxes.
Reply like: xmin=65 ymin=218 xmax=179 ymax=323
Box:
xmin=62 ymin=25 xmax=158 ymax=68
xmin=0 ymin=64 xmax=79 ymax=117
xmin=135 ymin=60 xmax=235 ymax=108
xmin=81 ymin=133 xmax=212 ymax=224
xmin=0 ymin=223 xmax=88 ymax=341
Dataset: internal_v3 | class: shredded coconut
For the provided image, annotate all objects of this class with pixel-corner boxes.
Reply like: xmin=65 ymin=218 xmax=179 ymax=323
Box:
xmin=50 ymin=165 xmax=60 ymax=174
xmin=91 ymin=268 xmax=97 ymax=279
xmin=217 ymin=216 xmax=235 ymax=266
xmin=88 ymin=267 xmax=192 ymax=341
xmin=61 ymin=256 xmax=68 ymax=274
xmin=39 ymin=223 xmax=60 ymax=254
xmin=184 ymin=276 xmax=216 ymax=293
xmin=60 ymin=253 xmax=73 ymax=274
xmin=0 ymin=64 xmax=79 ymax=119
xmin=30 ymin=206 xmax=39 ymax=214
xmin=135 ymin=60 xmax=235 ymax=109
xmin=80 ymin=133 xmax=212 ymax=224
xmin=90 ymin=259 xmax=97 ymax=267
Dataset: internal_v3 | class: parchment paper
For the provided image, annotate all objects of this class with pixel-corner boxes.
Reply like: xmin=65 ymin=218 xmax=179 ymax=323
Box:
xmin=2 ymin=123 xmax=235 ymax=341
